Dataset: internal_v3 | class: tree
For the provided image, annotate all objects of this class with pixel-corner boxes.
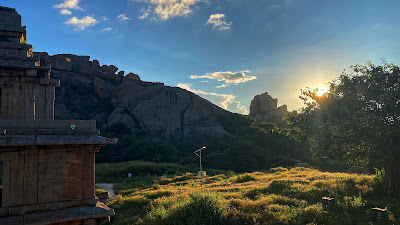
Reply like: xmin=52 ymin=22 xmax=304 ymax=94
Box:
xmin=288 ymin=61 xmax=400 ymax=196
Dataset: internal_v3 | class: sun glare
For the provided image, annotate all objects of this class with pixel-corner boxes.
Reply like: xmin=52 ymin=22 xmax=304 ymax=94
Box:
xmin=315 ymin=87 xmax=327 ymax=96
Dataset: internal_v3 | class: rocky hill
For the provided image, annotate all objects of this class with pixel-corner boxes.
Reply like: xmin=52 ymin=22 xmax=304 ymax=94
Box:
xmin=34 ymin=52 xmax=231 ymax=144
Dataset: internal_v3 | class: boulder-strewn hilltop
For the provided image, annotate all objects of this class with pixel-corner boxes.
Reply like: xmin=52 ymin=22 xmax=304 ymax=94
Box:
xmin=249 ymin=92 xmax=287 ymax=124
xmin=34 ymin=52 xmax=230 ymax=144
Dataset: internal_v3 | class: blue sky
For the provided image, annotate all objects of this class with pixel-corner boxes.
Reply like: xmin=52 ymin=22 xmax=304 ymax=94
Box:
xmin=3 ymin=0 xmax=400 ymax=113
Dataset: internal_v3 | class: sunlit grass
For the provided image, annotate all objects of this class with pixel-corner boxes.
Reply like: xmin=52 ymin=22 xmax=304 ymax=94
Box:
xmin=96 ymin=162 xmax=399 ymax=225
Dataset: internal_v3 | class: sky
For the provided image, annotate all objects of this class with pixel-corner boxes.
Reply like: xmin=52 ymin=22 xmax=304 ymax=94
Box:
xmin=3 ymin=0 xmax=400 ymax=114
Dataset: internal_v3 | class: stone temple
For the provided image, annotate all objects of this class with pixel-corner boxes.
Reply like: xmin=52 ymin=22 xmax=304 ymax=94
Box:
xmin=0 ymin=6 xmax=116 ymax=225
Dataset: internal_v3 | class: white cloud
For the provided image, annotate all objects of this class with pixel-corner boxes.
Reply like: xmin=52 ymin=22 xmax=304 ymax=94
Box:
xmin=60 ymin=9 xmax=72 ymax=15
xmin=234 ymin=101 xmax=248 ymax=114
xmin=101 ymin=27 xmax=113 ymax=32
xmin=139 ymin=8 xmax=151 ymax=20
xmin=133 ymin=0 xmax=202 ymax=21
xmin=216 ymin=84 xmax=228 ymax=88
xmin=117 ymin=14 xmax=131 ymax=22
xmin=101 ymin=16 xmax=109 ymax=21
xmin=54 ymin=0 xmax=83 ymax=10
xmin=177 ymin=83 xmax=247 ymax=114
xmin=65 ymin=16 xmax=98 ymax=31
xmin=206 ymin=14 xmax=232 ymax=31
xmin=190 ymin=70 xmax=256 ymax=84
xmin=200 ymin=80 xmax=209 ymax=83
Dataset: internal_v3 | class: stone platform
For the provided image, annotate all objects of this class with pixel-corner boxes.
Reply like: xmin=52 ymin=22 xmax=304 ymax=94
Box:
xmin=0 ymin=202 xmax=114 ymax=225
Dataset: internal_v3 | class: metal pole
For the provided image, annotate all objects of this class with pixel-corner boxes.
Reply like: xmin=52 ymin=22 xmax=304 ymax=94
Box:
xmin=200 ymin=149 xmax=202 ymax=191
xmin=194 ymin=146 xmax=206 ymax=192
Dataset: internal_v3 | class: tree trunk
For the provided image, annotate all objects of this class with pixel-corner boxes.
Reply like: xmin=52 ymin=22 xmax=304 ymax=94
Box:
xmin=383 ymin=157 xmax=400 ymax=196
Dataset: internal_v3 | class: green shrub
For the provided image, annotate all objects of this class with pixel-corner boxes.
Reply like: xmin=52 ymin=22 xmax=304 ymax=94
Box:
xmin=144 ymin=191 xmax=172 ymax=199
xmin=169 ymin=192 xmax=224 ymax=225
xmin=140 ymin=192 xmax=224 ymax=225
xmin=234 ymin=173 xmax=257 ymax=183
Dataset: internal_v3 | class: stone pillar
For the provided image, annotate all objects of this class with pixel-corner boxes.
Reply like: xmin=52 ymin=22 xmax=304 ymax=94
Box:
xmin=2 ymin=156 xmax=25 ymax=207
xmin=34 ymin=84 xmax=46 ymax=120
xmin=23 ymin=148 xmax=38 ymax=205
xmin=8 ymin=83 xmax=25 ymax=120
xmin=24 ymin=83 xmax=35 ymax=120
xmin=0 ymin=85 xmax=9 ymax=120
xmin=82 ymin=147 xmax=97 ymax=199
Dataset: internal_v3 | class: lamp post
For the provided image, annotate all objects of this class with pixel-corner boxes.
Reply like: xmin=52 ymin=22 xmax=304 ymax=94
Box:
xmin=194 ymin=146 xmax=206 ymax=191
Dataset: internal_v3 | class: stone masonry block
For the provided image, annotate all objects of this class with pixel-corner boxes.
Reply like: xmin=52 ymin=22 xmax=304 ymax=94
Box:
xmin=38 ymin=178 xmax=83 ymax=203
xmin=39 ymin=150 xmax=83 ymax=164
xmin=23 ymin=154 xmax=38 ymax=205
xmin=38 ymin=162 xmax=82 ymax=181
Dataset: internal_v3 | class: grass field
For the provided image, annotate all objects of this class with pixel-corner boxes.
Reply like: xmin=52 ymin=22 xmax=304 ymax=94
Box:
xmin=95 ymin=161 xmax=400 ymax=225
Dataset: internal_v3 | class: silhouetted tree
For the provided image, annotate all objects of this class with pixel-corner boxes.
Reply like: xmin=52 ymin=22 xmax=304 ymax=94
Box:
xmin=289 ymin=61 xmax=400 ymax=196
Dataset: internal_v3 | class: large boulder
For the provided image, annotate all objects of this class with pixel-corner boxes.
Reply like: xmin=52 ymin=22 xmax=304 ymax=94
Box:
xmin=249 ymin=92 xmax=287 ymax=124
xmin=123 ymin=72 xmax=141 ymax=82
xmin=111 ymin=81 xmax=229 ymax=144
xmin=347 ymin=166 xmax=370 ymax=175
xmin=250 ymin=92 xmax=278 ymax=116
xmin=92 ymin=112 xmax=108 ymax=129
xmin=52 ymin=55 xmax=73 ymax=71
xmin=52 ymin=70 xmax=100 ymax=120
xmin=101 ymin=65 xmax=118 ymax=75
xmin=106 ymin=108 xmax=142 ymax=133
xmin=94 ymin=77 xmax=116 ymax=99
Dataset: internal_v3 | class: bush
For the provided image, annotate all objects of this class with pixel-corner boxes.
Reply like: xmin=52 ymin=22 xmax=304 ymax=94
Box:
xmin=234 ymin=173 xmax=257 ymax=183
xmin=140 ymin=192 xmax=224 ymax=225
xmin=170 ymin=192 xmax=224 ymax=225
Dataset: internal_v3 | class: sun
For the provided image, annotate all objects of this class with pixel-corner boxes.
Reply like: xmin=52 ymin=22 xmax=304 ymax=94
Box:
xmin=315 ymin=87 xmax=327 ymax=96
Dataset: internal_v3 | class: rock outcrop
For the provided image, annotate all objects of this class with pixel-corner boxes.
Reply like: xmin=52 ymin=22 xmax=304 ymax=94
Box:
xmin=94 ymin=77 xmax=116 ymax=99
xmin=249 ymin=92 xmax=287 ymax=125
xmin=37 ymin=52 xmax=230 ymax=144
xmin=108 ymin=81 xmax=229 ymax=144
xmin=34 ymin=52 xmax=142 ymax=84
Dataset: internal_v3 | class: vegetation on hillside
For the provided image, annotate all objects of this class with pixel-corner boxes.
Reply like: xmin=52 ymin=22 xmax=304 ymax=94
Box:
xmin=97 ymin=115 xmax=298 ymax=173
xmin=96 ymin=161 xmax=399 ymax=225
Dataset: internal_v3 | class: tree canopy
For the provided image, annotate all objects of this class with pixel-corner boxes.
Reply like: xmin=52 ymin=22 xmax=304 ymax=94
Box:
xmin=288 ymin=61 xmax=400 ymax=195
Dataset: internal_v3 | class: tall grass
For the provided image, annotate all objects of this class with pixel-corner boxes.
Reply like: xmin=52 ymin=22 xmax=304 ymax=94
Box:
xmin=99 ymin=162 xmax=399 ymax=225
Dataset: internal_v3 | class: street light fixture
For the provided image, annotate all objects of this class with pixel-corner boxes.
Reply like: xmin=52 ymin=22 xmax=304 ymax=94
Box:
xmin=194 ymin=146 xmax=206 ymax=191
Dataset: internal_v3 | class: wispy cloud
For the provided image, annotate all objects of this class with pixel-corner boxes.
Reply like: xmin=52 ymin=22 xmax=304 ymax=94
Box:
xmin=216 ymin=84 xmax=228 ymax=88
xmin=65 ymin=16 xmax=98 ymax=31
xmin=177 ymin=83 xmax=247 ymax=114
xmin=206 ymin=14 xmax=232 ymax=31
xmin=117 ymin=14 xmax=131 ymax=22
xmin=191 ymin=70 xmax=256 ymax=84
xmin=139 ymin=8 xmax=151 ymax=20
xmin=54 ymin=0 xmax=83 ymax=10
xmin=101 ymin=16 xmax=109 ymax=21
xmin=60 ymin=9 xmax=72 ymax=15
xmin=133 ymin=0 xmax=202 ymax=21
xmin=101 ymin=27 xmax=113 ymax=32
